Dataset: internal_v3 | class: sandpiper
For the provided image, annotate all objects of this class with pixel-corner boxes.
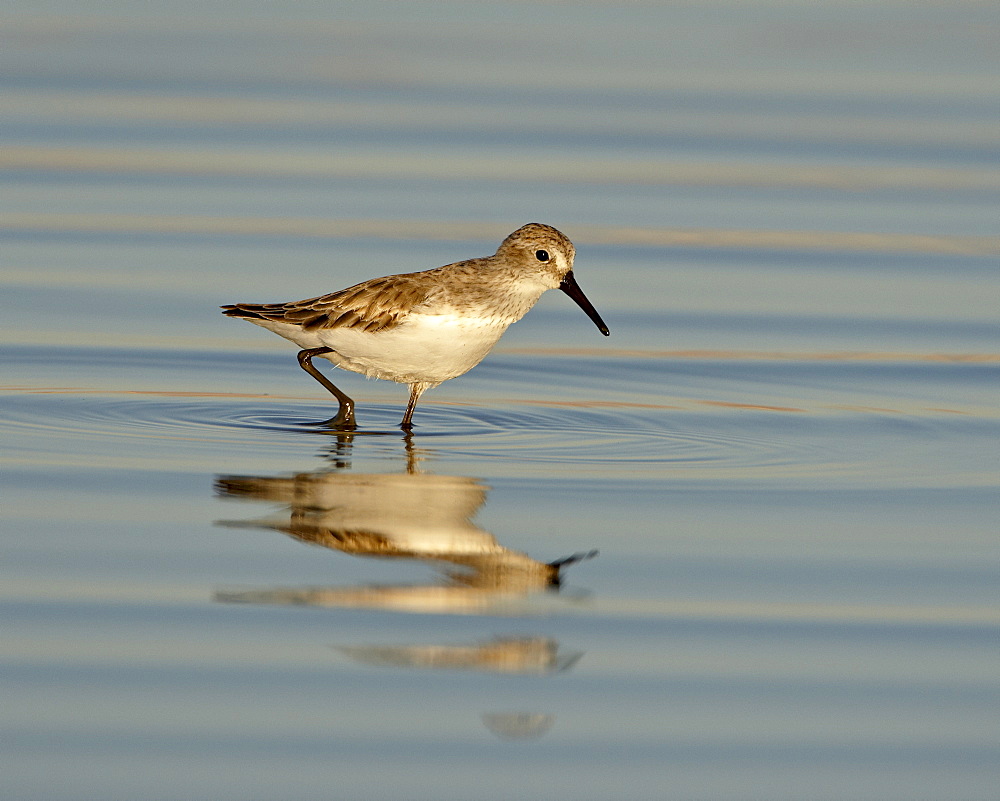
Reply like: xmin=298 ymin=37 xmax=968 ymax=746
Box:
xmin=222 ymin=223 xmax=610 ymax=428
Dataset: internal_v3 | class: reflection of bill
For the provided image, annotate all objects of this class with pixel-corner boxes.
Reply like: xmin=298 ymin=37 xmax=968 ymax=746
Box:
xmin=214 ymin=471 xmax=596 ymax=614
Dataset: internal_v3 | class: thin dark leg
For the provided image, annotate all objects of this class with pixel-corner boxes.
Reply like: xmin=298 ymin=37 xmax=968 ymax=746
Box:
xmin=297 ymin=347 xmax=356 ymax=428
xmin=400 ymin=384 xmax=425 ymax=430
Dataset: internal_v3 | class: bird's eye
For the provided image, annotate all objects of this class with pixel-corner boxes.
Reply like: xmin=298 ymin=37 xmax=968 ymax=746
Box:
xmin=535 ymin=250 xmax=550 ymax=262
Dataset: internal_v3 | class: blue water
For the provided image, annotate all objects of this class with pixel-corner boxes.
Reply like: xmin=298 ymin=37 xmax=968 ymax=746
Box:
xmin=2 ymin=2 xmax=999 ymax=799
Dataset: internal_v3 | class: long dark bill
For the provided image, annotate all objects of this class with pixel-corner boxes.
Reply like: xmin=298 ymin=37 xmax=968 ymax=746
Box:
xmin=559 ymin=270 xmax=610 ymax=336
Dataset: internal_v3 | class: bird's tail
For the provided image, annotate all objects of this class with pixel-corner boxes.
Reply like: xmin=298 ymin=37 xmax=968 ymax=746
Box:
xmin=221 ymin=303 xmax=287 ymax=321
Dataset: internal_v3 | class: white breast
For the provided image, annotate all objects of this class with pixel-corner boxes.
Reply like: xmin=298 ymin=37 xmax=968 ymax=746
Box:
xmin=316 ymin=312 xmax=513 ymax=385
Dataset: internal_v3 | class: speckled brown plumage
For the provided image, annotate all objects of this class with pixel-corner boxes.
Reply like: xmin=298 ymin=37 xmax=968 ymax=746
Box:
xmin=222 ymin=272 xmax=430 ymax=333
xmin=221 ymin=223 xmax=608 ymax=428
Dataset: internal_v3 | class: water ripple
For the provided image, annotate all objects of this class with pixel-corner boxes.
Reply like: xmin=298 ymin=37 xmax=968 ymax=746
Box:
xmin=1 ymin=390 xmax=303 ymax=434
xmin=0 ymin=389 xmax=807 ymax=468
xmin=412 ymin=403 xmax=820 ymax=472
xmin=2 ymin=388 xmax=994 ymax=487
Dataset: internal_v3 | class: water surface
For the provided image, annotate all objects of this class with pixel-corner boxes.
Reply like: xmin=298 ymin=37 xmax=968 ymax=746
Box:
xmin=2 ymin=2 xmax=999 ymax=800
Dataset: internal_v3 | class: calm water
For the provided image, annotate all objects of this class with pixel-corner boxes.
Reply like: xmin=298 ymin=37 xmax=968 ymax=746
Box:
xmin=3 ymin=2 xmax=999 ymax=800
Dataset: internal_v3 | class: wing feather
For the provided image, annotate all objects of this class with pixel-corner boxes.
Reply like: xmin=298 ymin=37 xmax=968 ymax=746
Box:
xmin=221 ymin=272 xmax=434 ymax=333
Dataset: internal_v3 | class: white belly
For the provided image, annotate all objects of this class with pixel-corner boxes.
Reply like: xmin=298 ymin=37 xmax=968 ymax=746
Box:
xmin=248 ymin=313 xmax=511 ymax=385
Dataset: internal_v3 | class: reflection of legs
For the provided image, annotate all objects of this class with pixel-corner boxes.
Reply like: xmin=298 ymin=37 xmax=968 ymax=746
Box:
xmin=401 ymin=383 xmax=429 ymax=429
xmin=296 ymin=347 xmax=355 ymax=428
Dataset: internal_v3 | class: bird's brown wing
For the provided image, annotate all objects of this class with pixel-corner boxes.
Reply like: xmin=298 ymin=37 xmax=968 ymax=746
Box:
xmin=221 ymin=273 xmax=434 ymax=333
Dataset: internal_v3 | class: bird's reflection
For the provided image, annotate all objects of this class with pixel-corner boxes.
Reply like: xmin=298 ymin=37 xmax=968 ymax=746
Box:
xmin=308 ymin=427 xmax=422 ymax=473
xmin=214 ymin=469 xmax=596 ymax=615
xmin=481 ymin=713 xmax=555 ymax=740
xmin=214 ymin=460 xmax=594 ymax=739
xmin=337 ymin=636 xmax=581 ymax=675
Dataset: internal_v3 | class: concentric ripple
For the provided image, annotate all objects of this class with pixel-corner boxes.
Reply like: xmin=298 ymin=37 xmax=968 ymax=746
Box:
xmin=1 ymin=391 xmax=285 ymax=440
xmin=3 ymin=388 xmax=991 ymax=487
xmin=414 ymin=402 xmax=820 ymax=473
xmin=0 ymin=389 xmax=798 ymax=463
